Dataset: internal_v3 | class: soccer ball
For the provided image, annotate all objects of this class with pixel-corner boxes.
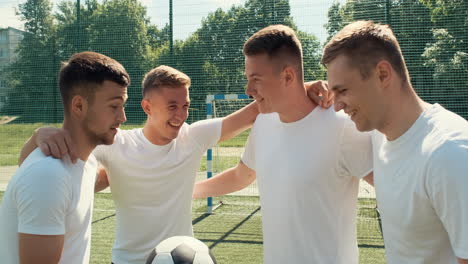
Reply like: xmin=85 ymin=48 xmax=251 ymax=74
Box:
xmin=146 ymin=236 xmax=217 ymax=264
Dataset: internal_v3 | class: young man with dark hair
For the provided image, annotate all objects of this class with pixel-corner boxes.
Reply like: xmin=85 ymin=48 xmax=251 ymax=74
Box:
xmin=194 ymin=25 xmax=373 ymax=264
xmin=323 ymin=20 xmax=468 ymax=264
xmin=0 ymin=51 xmax=129 ymax=264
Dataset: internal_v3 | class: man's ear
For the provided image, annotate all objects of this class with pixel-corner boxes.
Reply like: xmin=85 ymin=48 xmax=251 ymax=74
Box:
xmin=376 ymin=60 xmax=393 ymax=88
xmin=70 ymin=95 xmax=88 ymax=120
xmin=282 ymin=65 xmax=296 ymax=87
xmin=141 ymin=98 xmax=151 ymax=115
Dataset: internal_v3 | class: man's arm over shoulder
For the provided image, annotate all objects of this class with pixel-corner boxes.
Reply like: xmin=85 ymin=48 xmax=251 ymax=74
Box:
xmin=189 ymin=102 xmax=259 ymax=150
xmin=220 ymin=101 xmax=259 ymax=142
xmin=428 ymin=142 xmax=468 ymax=261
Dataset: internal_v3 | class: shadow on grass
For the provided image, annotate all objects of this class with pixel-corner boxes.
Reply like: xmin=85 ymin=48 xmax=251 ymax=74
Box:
xmin=92 ymin=213 xmax=116 ymax=224
xmin=193 ymin=206 xmax=262 ymax=249
xmin=192 ymin=213 xmax=211 ymax=225
xmin=358 ymin=244 xmax=384 ymax=249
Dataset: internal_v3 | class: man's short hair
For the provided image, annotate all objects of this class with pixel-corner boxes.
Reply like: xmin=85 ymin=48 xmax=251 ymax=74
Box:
xmin=322 ymin=20 xmax=410 ymax=82
xmin=142 ymin=65 xmax=191 ymax=97
xmin=243 ymin=24 xmax=303 ymax=79
xmin=59 ymin=51 xmax=130 ymax=113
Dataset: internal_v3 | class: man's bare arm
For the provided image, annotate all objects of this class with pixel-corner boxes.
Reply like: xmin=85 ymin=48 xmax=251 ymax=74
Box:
xmin=458 ymin=258 xmax=468 ymax=264
xmin=95 ymin=167 xmax=110 ymax=193
xmin=193 ymin=161 xmax=256 ymax=199
xmin=18 ymin=233 xmax=64 ymax=264
xmin=219 ymin=102 xmax=259 ymax=143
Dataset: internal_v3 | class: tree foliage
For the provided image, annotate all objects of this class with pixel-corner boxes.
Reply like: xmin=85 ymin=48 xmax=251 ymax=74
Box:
xmin=4 ymin=0 xmax=464 ymax=122
xmin=2 ymin=0 xmax=58 ymax=122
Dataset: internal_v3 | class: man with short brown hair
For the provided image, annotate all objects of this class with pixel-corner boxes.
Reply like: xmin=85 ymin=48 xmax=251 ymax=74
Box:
xmin=194 ymin=24 xmax=373 ymax=264
xmin=323 ymin=20 xmax=468 ymax=264
xmin=0 ymin=51 xmax=129 ymax=264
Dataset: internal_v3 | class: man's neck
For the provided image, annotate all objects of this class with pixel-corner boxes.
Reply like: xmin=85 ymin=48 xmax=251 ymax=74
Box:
xmin=379 ymin=87 xmax=430 ymax=141
xmin=143 ymin=122 xmax=172 ymax=146
xmin=277 ymin=84 xmax=317 ymax=123
xmin=62 ymin=120 xmax=95 ymax=161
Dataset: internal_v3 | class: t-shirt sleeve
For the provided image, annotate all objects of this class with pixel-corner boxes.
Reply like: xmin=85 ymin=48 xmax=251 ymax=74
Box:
xmin=189 ymin=118 xmax=223 ymax=150
xmin=14 ymin=164 xmax=71 ymax=235
xmin=338 ymin=118 xmax=373 ymax=179
xmin=241 ymin=126 xmax=256 ymax=170
xmin=428 ymin=143 xmax=468 ymax=259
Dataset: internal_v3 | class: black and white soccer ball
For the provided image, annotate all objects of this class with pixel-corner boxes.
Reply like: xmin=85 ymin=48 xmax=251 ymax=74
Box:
xmin=146 ymin=236 xmax=217 ymax=264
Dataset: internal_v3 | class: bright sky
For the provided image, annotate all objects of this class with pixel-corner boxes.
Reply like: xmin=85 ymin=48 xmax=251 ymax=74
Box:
xmin=0 ymin=0 xmax=345 ymax=43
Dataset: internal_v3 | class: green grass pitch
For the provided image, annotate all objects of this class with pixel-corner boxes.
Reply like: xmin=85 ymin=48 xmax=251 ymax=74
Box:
xmin=0 ymin=192 xmax=386 ymax=263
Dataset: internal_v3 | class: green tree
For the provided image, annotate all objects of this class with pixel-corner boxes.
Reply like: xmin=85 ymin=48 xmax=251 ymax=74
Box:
xmin=423 ymin=29 xmax=468 ymax=116
xmin=88 ymin=0 xmax=151 ymax=122
xmin=390 ymin=1 xmax=433 ymax=98
xmin=55 ymin=0 xmax=98 ymax=60
xmin=421 ymin=0 xmax=467 ymax=118
xmin=421 ymin=0 xmax=467 ymax=43
xmin=2 ymin=0 xmax=58 ymax=122
xmin=324 ymin=2 xmax=343 ymax=43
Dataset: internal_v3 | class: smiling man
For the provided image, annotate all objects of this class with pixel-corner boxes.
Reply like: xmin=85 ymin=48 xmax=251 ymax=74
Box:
xmin=90 ymin=65 xmax=260 ymax=264
xmin=0 ymin=52 xmax=129 ymax=264
xmin=193 ymin=25 xmax=373 ymax=264
xmin=322 ymin=20 xmax=468 ymax=264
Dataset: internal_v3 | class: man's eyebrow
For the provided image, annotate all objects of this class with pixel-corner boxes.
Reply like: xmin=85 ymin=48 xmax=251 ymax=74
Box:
xmin=331 ymin=84 xmax=342 ymax=92
xmin=107 ymin=95 xmax=126 ymax=101
xmin=167 ymin=100 xmax=190 ymax=104
xmin=247 ymin=73 xmax=261 ymax=78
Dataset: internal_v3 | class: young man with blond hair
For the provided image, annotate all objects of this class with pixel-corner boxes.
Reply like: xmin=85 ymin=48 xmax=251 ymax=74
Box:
xmin=94 ymin=65 xmax=260 ymax=263
xmin=323 ymin=20 xmax=468 ymax=264
xmin=194 ymin=25 xmax=373 ymax=264
xmin=0 ymin=51 xmax=129 ymax=264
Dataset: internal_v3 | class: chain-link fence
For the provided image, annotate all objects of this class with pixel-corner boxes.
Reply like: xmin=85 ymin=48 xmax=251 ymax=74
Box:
xmin=0 ymin=0 xmax=466 ymax=262
xmin=1 ymin=0 xmax=465 ymax=124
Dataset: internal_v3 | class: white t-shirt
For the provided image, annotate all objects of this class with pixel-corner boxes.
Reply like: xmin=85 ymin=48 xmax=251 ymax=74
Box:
xmin=0 ymin=148 xmax=97 ymax=264
xmin=241 ymin=107 xmax=373 ymax=264
xmin=93 ymin=118 xmax=222 ymax=264
xmin=373 ymin=104 xmax=468 ymax=264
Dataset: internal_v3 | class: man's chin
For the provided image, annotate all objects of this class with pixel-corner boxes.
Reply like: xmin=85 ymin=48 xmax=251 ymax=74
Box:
xmin=169 ymin=131 xmax=180 ymax=141
xmin=354 ymin=122 xmax=373 ymax=132
xmin=95 ymin=134 xmax=116 ymax=146
xmin=101 ymin=138 xmax=115 ymax=145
